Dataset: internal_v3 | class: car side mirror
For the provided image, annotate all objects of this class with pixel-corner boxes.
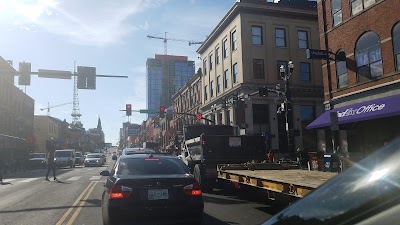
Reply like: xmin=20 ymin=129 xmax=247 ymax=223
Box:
xmin=112 ymin=155 xmax=117 ymax=160
xmin=100 ymin=170 xmax=110 ymax=176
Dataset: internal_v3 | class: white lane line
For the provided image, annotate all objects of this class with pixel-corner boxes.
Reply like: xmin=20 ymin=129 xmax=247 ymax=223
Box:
xmin=89 ymin=176 xmax=102 ymax=181
xmin=87 ymin=168 xmax=94 ymax=171
xmin=66 ymin=176 xmax=82 ymax=181
xmin=19 ymin=178 xmax=40 ymax=183
xmin=3 ymin=179 xmax=16 ymax=183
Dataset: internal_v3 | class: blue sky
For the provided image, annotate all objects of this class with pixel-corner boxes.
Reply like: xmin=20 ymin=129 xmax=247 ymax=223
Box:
xmin=0 ymin=0 xmax=237 ymax=144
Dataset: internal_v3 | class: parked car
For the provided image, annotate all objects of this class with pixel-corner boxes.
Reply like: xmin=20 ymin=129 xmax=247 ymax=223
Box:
xmin=100 ymin=153 xmax=204 ymax=225
xmin=55 ymin=149 xmax=76 ymax=168
xmin=84 ymin=153 xmax=103 ymax=167
xmin=75 ymin=151 xmax=84 ymax=165
xmin=28 ymin=153 xmax=47 ymax=169
xmin=261 ymin=138 xmax=400 ymax=225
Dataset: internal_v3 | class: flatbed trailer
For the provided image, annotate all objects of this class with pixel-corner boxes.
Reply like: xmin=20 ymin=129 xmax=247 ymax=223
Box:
xmin=217 ymin=163 xmax=337 ymax=198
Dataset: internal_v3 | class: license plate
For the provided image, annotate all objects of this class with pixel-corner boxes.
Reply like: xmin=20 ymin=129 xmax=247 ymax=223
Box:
xmin=148 ymin=189 xmax=169 ymax=200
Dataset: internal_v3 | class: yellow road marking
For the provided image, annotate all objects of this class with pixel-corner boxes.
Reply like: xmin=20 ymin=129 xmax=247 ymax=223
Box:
xmin=66 ymin=182 xmax=97 ymax=225
xmin=55 ymin=182 xmax=95 ymax=225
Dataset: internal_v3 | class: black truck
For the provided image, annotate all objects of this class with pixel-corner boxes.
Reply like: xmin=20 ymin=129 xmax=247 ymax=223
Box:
xmin=179 ymin=125 xmax=266 ymax=191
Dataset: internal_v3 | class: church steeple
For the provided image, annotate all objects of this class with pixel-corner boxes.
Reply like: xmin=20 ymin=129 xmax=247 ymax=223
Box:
xmin=97 ymin=117 xmax=102 ymax=130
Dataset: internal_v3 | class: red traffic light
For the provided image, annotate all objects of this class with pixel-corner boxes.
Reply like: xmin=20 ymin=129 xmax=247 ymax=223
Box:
xmin=126 ymin=104 xmax=132 ymax=116
xmin=196 ymin=113 xmax=202 ymax=120
xmin=160 ymin=107 xmax=165 ymax=112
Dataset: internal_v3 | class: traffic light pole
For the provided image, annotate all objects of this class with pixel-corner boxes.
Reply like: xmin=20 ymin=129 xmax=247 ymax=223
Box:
xmin=284 ymin=74 xmax=295 ymax=159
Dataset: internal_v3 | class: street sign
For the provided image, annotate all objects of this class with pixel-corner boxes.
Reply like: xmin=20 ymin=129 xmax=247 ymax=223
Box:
xmin=306 ymin=49 xmax=329 ymax=60
xmin=330 ymin=111 xmax=339 ymax=131
xmin=128 ymin=128 xmax=139 ymax=136
xmin=38 ymin=69 xmax=72 ymax=79
xmin=77 ymin=66 xmax=96 ymax=89
xmin=140 ymin=109 xmax=156 ymax=114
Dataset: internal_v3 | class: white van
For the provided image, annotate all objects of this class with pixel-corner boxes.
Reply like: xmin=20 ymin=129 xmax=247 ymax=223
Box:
xmin=55 ymin=149 xmax=76 ymax=168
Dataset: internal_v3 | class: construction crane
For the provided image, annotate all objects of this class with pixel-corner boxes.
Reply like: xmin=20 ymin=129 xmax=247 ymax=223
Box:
xmin=40 ymin=102 xmax=72 ymax=116
xmin=147 ymin=32 xmax=203 ymax=55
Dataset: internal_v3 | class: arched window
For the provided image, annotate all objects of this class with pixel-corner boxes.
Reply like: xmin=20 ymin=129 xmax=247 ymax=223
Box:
xmin=355 ymin=31 xmax=383 ymax=82
xmin=393 ymin=22 xmax=400 ymax=71
xmin=336 ymin=50 xmax=348 ymax=88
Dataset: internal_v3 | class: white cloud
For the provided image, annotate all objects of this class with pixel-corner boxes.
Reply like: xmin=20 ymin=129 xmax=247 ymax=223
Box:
xmin=0 ymin=0 xmax=167 ymax=46
xmin=140 ymin=20 xmax=150 ymax=31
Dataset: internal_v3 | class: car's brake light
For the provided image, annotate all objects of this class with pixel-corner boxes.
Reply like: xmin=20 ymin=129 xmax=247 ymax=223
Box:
xmin=184 ymin=183 xmax=202 ymax=196
xmin=109 ymin=185 xmax=133 ymax=199
xmin=145 ymin=158 xmax=159 ymax=161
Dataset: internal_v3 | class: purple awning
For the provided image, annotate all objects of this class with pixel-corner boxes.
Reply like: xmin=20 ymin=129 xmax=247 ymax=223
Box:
xmin=307 ymin=94 xmax=400 ymax=129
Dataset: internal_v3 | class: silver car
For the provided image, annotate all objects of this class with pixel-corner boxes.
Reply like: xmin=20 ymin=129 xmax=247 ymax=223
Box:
xmin=84 ymin=153 xmax=103 ymax=167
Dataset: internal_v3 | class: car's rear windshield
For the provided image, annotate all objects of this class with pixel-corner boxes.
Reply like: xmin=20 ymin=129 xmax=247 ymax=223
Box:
xmin=117 ymin=157 xmax=189 ymax=175
xmin=55 ymin=151 xmax=72 ymax=157
xmin=76 ymin=152 xmax=82 ymax=157
xmin=87 ymin=154 xmax=101 ymax=158
xmin=30 ymin=153 xmax=46 ymax=158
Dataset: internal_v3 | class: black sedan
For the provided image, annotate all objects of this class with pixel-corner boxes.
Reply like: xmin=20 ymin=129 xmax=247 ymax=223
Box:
xmin=100 ymin=154 xmax=204 ymax=225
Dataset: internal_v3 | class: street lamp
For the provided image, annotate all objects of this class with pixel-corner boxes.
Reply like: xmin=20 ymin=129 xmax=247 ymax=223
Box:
xmin=280 ymin=61 xmax=295 ymax=158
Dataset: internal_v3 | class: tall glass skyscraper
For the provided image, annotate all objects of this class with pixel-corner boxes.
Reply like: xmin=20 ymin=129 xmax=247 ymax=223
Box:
xmin=146 ymin=54 xmax=195 ymax=118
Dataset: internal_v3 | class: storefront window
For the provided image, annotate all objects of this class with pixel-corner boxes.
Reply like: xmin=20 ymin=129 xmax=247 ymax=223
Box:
xmin=355 ymin=31 xmax=383 ymax=82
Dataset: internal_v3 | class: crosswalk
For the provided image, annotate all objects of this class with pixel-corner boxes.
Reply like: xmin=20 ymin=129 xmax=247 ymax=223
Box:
xmin=2 ymin=175 xmax=105 ymax=185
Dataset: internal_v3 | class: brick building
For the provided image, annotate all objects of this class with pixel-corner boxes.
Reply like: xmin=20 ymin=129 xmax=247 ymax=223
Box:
xmin=307 ymin=0 xmax=400 ymax=158
xmin=0 ymin=57 xmax=34 ymax=160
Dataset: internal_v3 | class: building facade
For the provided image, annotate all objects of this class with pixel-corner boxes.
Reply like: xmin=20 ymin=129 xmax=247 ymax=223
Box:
xmin=0 ymin=58 xmax=35 ymax=160
xmin=34 ymin=116 xmax=65 ymax=152
xmin=171 ymin=69 xmax=203 ymax=131
xmin=197 ymin=0 xmax=324 ymax=153
xmin=146 ymin=54 xmax=195 ymax=118
xmin=307 ymin=0 xmax=400 ymax=158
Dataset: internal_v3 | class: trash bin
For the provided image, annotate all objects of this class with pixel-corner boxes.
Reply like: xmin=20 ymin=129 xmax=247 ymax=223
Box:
xmin=317 ymin=151 xmax=325 ymax=171
xmin=324 ymin=154 xmax=340 ymax=172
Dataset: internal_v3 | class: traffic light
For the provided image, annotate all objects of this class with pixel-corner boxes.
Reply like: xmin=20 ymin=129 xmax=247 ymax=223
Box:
xmin=259 ymin=86 xmax=268 ymax=97
xmin=126 ymin=104 xmax=132 ymax=116
xmin=196 ymin=113 xmax=202 ymax=120
xmin=19 ymin=62 xmax=31 ymax=86
xmin=159 ymin=107 xmax=166 ymax=118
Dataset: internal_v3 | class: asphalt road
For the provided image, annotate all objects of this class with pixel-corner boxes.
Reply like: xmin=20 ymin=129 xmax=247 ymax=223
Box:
xmin=0 ymin=148 xmax=282 ymax=225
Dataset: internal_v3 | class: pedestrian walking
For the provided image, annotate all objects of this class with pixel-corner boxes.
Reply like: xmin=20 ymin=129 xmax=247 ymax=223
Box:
xmin=45 ymin=152 xmax=57 ymax=181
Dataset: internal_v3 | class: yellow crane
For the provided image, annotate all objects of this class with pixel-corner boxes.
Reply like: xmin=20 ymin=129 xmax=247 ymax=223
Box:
xmin=147 ymin=32 xmax=203 ymax=55
xmin=40 ymin=102 xmax=72 ymax=116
